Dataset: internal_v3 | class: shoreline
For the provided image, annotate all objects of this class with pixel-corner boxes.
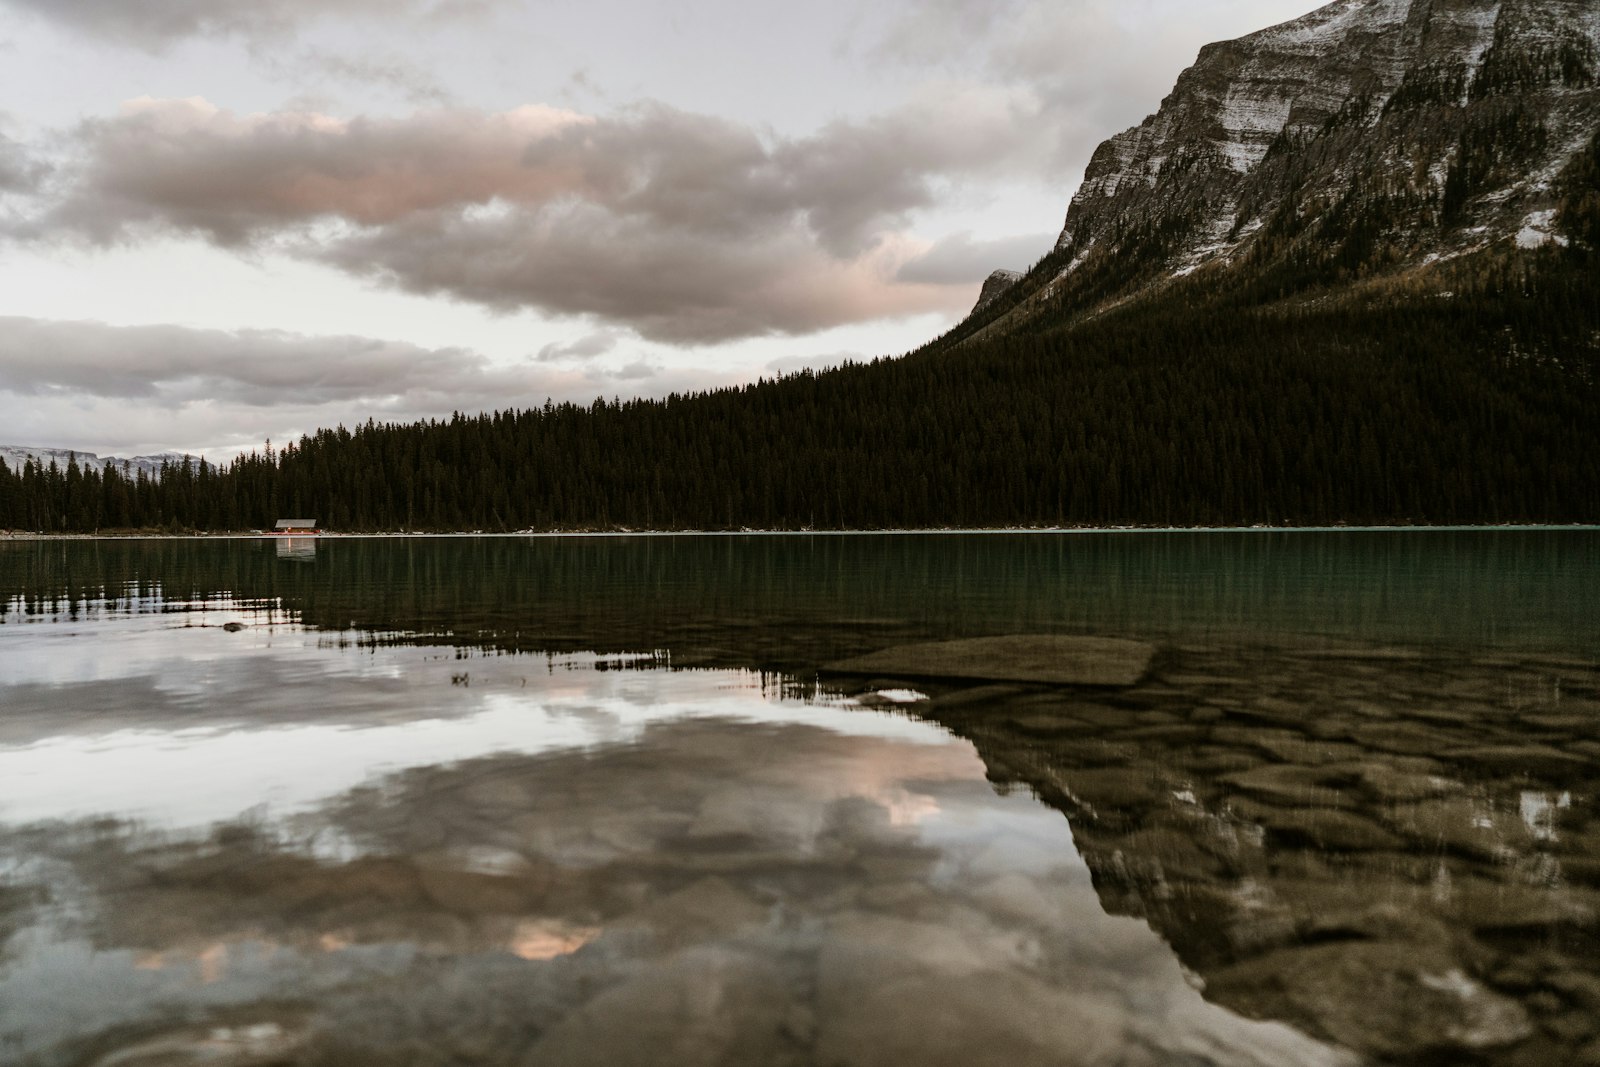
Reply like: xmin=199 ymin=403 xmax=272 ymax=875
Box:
xmin=3 ymin=524 xmax=1598 ymax=541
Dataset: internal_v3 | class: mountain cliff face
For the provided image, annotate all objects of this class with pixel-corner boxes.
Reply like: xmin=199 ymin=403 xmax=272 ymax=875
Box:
xmin=965 ymin=0 xmax=1600 ymax=339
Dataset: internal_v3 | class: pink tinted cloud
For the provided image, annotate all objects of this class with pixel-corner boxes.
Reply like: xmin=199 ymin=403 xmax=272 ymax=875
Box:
xmin=37 ymin=95 xmax=1003 ymax=342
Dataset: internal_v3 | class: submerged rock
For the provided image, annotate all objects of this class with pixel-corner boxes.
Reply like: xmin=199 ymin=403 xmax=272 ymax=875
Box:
xmin=1206 ymin=941 xmax=1533 ymax=1060
xmin=824 ymin=635 xmax=1156 ymax=688
xmin=1443 ymin=745 xmax=1592 ymax=780
xmin=1227 ymin=800 xmax=1403 ymax=853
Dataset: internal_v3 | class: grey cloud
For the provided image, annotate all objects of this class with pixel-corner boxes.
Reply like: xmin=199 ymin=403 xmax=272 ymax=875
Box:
xmin=516 ymin=104 xmax=784 ymax=240
xmin=317 ymin=203 xmax=958 ymax=344
xmin=295 ymin=50 xmax=454 ymax=107
xmin=763 ymin=352 xmax=865 ymax=377
xmin=869 ymin=0 xmax=1029 ymax=67
xmin=536 ymin=330 xmax=623 ymax=363
xmin=0 ymin=0 xmax=488 ymax=48
xmin=0 ymin=132 xmax=46 ymax=193
xmin=867 ymin=0 xmax=1312 ymax=174
xmin=612 ymin=359 xmax=658 ymax=381
xmin=0 ymin=316 xmax=539 ymax=409
xmin=773 ymin=89 xmax=1040 ymax=257
xmin=894 ymin=230 xmax=1055 ymax=285
xmin=47 ymin=96 xmax=1032 ymax=253
xmin=0 ymin=316 xmax=753 ymax=455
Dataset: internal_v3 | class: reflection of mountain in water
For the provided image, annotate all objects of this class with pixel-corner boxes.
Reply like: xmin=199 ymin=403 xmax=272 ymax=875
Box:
xmin=894 ymin=640 xmax=1600 ymax=1065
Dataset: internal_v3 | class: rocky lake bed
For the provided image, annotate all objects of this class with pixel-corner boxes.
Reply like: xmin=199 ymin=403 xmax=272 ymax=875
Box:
xmin=823 ymin=635 xmax=1600 ymax=1065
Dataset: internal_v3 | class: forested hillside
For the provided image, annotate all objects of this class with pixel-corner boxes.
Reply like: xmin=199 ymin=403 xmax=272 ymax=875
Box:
xmin=2 ymin=239 xmax=1596 ymax=533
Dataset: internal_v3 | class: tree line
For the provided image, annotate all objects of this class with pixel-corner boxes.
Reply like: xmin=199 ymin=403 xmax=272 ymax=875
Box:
xmin=1 ymin=238 xmax=1595 ymax=534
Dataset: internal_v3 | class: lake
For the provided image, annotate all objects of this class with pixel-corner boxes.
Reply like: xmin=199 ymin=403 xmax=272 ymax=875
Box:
xmin=1 ymin=531 xmax=1597 ymax=1066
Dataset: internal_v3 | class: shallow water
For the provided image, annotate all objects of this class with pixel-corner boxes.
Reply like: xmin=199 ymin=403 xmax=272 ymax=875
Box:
xmin=1 ymin=532 xmax=1597 ymax=1065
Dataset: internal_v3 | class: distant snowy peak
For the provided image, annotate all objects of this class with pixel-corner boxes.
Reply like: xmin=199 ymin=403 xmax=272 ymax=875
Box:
xmin=1 ymin=446 xmax=198 ymax=479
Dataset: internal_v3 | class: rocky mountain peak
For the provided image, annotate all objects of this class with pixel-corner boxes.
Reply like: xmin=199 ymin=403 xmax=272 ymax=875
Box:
xmin=964 ymin=0 xmax=1600 ymax=339
xmin=971 ymin=269 xmax=1024 ymax=314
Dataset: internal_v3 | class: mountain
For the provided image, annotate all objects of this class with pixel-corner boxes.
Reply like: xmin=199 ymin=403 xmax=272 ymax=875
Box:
xmin=3 ymin=1 xmax=1598 ymax=533
xmin=0 ymin=445 xmax=197 ymax=480
xmin=957 ymin=0 xmax=1600 ymax=342
xmin=970 ymin=269 xmax=1023 ymax=314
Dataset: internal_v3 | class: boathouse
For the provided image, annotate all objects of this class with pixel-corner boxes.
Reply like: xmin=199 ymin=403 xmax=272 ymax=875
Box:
xmin=273 ymin=519 xmax=320 ymax=535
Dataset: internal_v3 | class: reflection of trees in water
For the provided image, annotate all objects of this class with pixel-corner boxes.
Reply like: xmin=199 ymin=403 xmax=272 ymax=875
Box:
xmin=3 ymin=532 xmax=1597 ymax=667
xmin=0 ymin=884 xmax=30 ymax=964
xmin=901 ymin=640 xmax=1600 ymax=1064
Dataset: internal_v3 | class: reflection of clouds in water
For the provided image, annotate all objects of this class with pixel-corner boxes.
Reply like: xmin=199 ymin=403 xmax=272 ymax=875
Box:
xmin=879 ymin=785 xmax=941 ymax=827
xmin=0 ymin=599 xmax=297 ymax=690
xmin=0 ymin=630 xmax=946 ymax=829
xmin=509 ymin=920 xmax=602 ymax=961
xmin=0 ymin=716 xmax=1353 ymax=1067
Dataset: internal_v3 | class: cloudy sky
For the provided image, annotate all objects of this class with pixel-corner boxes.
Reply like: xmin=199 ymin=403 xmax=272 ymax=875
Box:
xmin=0 ymin=0 xmax=1312 ymax=458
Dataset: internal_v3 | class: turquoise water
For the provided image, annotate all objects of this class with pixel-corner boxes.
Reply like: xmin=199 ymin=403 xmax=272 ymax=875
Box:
xmin=5 ymin=529 xmax=1597 ymax=655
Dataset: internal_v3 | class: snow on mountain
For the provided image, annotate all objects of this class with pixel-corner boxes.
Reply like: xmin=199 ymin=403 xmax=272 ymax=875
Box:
xmin=966 ymin=0 xmax=1600 ymax=337
xmin=0 ymin=445 xmax=198 ymax=479
xmin=1060 ymin=0 xmax=1597 ymax=265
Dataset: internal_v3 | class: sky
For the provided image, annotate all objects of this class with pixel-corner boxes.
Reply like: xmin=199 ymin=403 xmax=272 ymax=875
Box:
xmin=0 ymin=0 xmax=1314 ymax=458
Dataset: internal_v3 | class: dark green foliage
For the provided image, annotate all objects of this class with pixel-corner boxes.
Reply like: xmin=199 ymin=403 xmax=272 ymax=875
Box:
xmin=2 ymin=246 xmax=1595 ymax=533
xmin=1473 ymin=28 xmax=1597 ymax=98
xmin=1442 ymin=103 xmax=1550 ymax=223
xmin=1384 ymin=64 xmax=1471 ymax=114
xmin=1558 ymin=129 xmax=1600 ymax=250
xmin=934 ymin=242 xmax=1076 ymax=350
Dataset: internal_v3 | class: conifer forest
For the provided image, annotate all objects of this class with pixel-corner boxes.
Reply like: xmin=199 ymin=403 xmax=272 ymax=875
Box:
xmin=3 ymin=240 xmax=1597 ymax=533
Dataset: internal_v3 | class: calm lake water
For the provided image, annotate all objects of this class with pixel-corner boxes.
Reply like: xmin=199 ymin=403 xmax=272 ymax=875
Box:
xmin=1 ymin=531 xmax=1597 ymax=1066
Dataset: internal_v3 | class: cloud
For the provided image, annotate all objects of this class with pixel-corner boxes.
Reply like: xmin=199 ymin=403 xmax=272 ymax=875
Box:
xmin=293 ymin=50 xmax=454 ymax=107
xmin=0 ymin=132 xmax=46 ymax=193
xmin=43 ymin=98 xmax=595 ymax=245
xmin=0 ymin=315 xmax=513 ymax=408
xmin=0 ymin=0 xmax=491 ymax=48
xmin=31 ymin=95 xmax=1013 ymax=342
xmin=894 ymin=231 xmax=1056 ymax=285
xmin=762 ymin=352 xmax=867 ymax=377
xmin=769 ymin=85 xmax=1043 ymax=257
xmin=48 ymin=93 xmax=1032 ymax=253
xmin=614 ymin=358 xmax=658 ymax=381
xmin=871 ymin=0 xmax=1031 ymax=67
xmin=867 ymin=0 xmax=1316 ymax=172
xmin=316 ymin=206 xmax=960 ymax=344
xmin=0 ymin=316 xmax=746 ymax=455
xmin=536 ymin=330 xmax=624 ymax=363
